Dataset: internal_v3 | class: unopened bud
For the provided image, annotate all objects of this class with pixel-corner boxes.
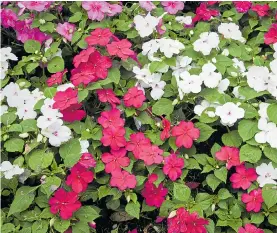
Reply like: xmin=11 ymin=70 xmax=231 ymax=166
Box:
xmin=190 ymin=30 xmax=194 ymax=35
xmin=126 ymin=195 xmax=131 ymax=203
xmin=37 ymin=134 xmax=43 ymax=142
xmin=3 ymin=134 xmax=9 ymax=140
xmin=216 ymin=165 xmax=219 ymax=169
xmin=50 ymin=218 xmax=55 ymax=227
xmin=19 ymin=133 xmax=29 ymax=138
xmin=168 ymin=210 xmax=177 ymax=218
xmin=89 ymin=221 xmax=96 ymax=229
xmin=211 ymin=204 xmax=216 ymax=212
xmin=39 ymin=19 xmax=46 ymax=24
xmin=172 ymin=99 xmax=178 ymax=106
xmin=185 ymin=154 xmax=189 ymax=159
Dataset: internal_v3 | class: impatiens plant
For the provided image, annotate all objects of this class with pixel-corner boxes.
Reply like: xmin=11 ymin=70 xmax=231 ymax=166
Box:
xmin=1 ymin=1 xmax=277 ymax=233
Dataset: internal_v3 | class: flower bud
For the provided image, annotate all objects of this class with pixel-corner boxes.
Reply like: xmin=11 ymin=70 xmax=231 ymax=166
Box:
xmin=168 ymin=210 xmax=177 ymax=218
xmin=172 ymin=99 xmax=178 ymax=106
xmin=19 ymin=133 xmax=29 ymax=138
xmin=89 ymin=221 xmax=96 ymax=229
xmin=42 ymin=57 xmax=48 ymax=63
xmin=216 ymin=165 xmax=219 ymax=169
xmin=184 ymin=154 xmax=189 ymax=159
xmin=3 ymin=134 xmax=9 ymax=141
xmin=39 ymin=19 xmax=46 ymax=24
xmin=211 ymin=204 xmax=216 ymax=212
xmin=37 ymin=134 xmax=43 ymax=142
xmin=126 ymin=194 xmax=131 ymax=203
xmin=50 ymin=218 xmax=55 ymax=227
xmin=156 ymin=122 xmax=161 ymax=127
xmin=190 ymin=30 xmax=194 ymax=35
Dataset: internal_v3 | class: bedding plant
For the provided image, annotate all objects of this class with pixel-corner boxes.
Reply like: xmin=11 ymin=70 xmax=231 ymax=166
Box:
xmin=1 ymin=1 xmax=277 ymax=233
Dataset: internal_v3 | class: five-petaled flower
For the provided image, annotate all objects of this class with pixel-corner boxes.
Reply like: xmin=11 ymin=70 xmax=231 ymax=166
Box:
xmin=241 ymin=188 xmax=264 ymax=212
xmin=230 ymin=164 xmax=257 ymax=190
xmin=215 ymin=146 xmax=241 ymax=169
xmin=110 ymin=170 xmax=137 ymax=191
xmin=123 ymin=87 xmax=146 ymax=108
xmin=163 ymin=154 xmax=184 ymax=181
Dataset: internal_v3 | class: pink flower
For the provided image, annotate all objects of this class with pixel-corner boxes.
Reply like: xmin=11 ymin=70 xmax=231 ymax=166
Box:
xmin=140 ymin=144 xmax=164 ymax=166
xmin=19 ymin=1 xmax=51 ymax=12
xmin=102 ymin=148 xmax=130 ymax=174
xmin=123 ymin=87 xmax=146 ymax=108
xmin=53 ymin=88 xmax=78 ymax=111
xmin=101 ymin=126 xmax=126 ymax=150
xmin=186 ymin=212 xmax=209 ymax=233
xmin=56 ymin=22 xmax=76 ymax=41
xmin=47 ymin=69 xmax=67 ymax=87
xmin=234 ymin=1 xmax=252 ymax=13
xmin=126 ymin=132 xmax=151 ymax=159
xmin=107 ymin=39 xmax=134 ymax=60
xmin=160 ymin=118 xmax=171 ymax=141
xmin=215 ymin=146 xmax=241 ymax=170
xmin=171 ymin=121 xmax=200 ymax=149
xmin=139 ymin=1 xmax=156 ymax=11
xmin=60 ymin=104 xmax=86 ymax=122
xmin=238 ymin=224 xmax=264 ymax=233
xmin=49 ymin=188 xmax=81 ymax=220
xmin=251 ymin=4 xmax=270 ymax=17
xmin=163 ymin=154 xmax=184 ymax=181
xmin=193 ymin=3 xmax=219 ymax=23
xmin=106 ymin=3 xmax=122 ymax=16
xmin=78 ymin=153 xmax=96 ymax=169
xmin=70 ymin=69 xmax=96 ymax=87
xmin=89 ymin=221 xmax=96 ymax=229
xmin=230 ymin=164 xmax=257 ymax=190
xmin=241 ymin=189 xmax=263 ymax=213
xmin=98 ymin=108 xmax=124 ymax=129
xmin=1 ymin=9 xmax=18 ymax=28
xmin=264 ymin=24 xmax=277 ymax=45
xmin=66 ymin=164 xmax=94 ymax=193
xmin=82 ymin=1 xmax=109 ymax=21
xmin=73 ymin=47 xmax=95 ymax=68
xmin=87 ymin=51 xmax=112 ymax=79
xmin=110 ymin=170 xmax=137 ymax=191
xmin=162 ymin=1 xmax=184 ymax=15
xmin=96 ymin=89 xmax=120 ymax=108
xmin=85 ymin=28 xmax=112 ymax=46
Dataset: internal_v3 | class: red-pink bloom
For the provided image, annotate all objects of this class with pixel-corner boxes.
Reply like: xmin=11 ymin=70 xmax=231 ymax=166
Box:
xmin=96 ymin=89 xmax=121 ymax=108
xmin=163 ymin=154 xmax=184 ymax=181
xmin=241 ymin=189 xmax=263 ymax=213
xmin=49 ymin=188 xmax=81 ymax=220
xmin=215 ymin=146 xmax=241 ymax=170
xmin=140 ymin=144 xmax=164 ymax=166
xmin=70 ymin=69 xmax=96 ymax=87
xmin=142 ymin=175 xmax=168 ymax=207
xmin=167 ymin=207 xmax=189 ymax=233
xmin=107 ymin=39 xmax=134 ymax=60
xmin=60 ymin=104 xmax=86 ymax=122
xmin=78 ymin=153 xmax=96 ymax=168
xmin=110 ymin=170 xmax=137 ymax=191
xmin=89 ymin=221 xmax=96 ymax=229
xmin=192 ymin=3 xmax=219 ymax=23
xmin=238 ymin=224 xmax=264 ymax=233
xmin=101 ymin=126 xmax=126 ymax=150
xmin=156 ymin=216 xmax=165 ymax=223
xmin=47 ymin=69 xmax=67 ymax=87
xmin=264 ymin=24 xmax=277 ymax=45
xmin=82 ymin=1 xmax=109 ymax=21
xmin=123 ymin=87 xmax=146 ymax=108
xmin=126 ymin=132 xmax=151 ymax=159
xmin=186 ymin=212 xmax=209 ymax=233
xmin=234 ymin=1 xmax=252 ymax=13
xmin=56 ymin=22 xmax=76 ymax=42
xmin=207 ymin=1 xmax=218 ymax=5
xmin=87 ymin=51 xmax=112 ymax=79
xmin=157 ymin=19 xmax=166 ymax=36
xmin=251 ymin=4 xmax=270 ymax=17
xmin=171 ymin=121 xmax=200 ymax=149
xmin=230 ymin=164 xmax=257 ymax=190
xmin=98 ymin=108 xmax=124 ymax=129
xmin=53 ymin=88 xmax=78 ymax=111
xmin=128 ymin=229 xmax=138 ymax=233
xmin=106 ymin=3 xmax=122 ymax=16
xmin=139 ymin=1 xmax=156 ymax=11
xmin=162 ymin=1 xmax=184 ymax=15
xmin=73 ymin=47 xmax=95 ymax=68
xmin=160 ymin=118 xmax=171 ymax=141
xmin=18 ymin=1 xmax=50 ymax=12
xmin=102 ymin=148 xmax=130 ymax=174
xmin=66 ymin=164 xmax=94 ymax=193
xmin=85 ymin=28 xmax=112 ymax=46
xmin=0 ymin=9 xmax=18 ymax=28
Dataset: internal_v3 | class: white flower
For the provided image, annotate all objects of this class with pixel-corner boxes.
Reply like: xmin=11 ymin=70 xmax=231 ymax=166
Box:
xmin=246 ymin=66 xmax=270 ymax=92
xmin=218 ymin=23 xmax=245 ymax=42
xmin=172 ymin=56 xmax=192 ymax=78
xmin=79 ymin=139 xmax=89 ymax=153
xmin=179 ymin=71 xmax=202 ymax=94
xmin=258 ymin=103 xmax=270 ymax=119
xmin=215 ymin=102 xmax=245 ymax=126
xmin=200 ymin=63 xmax=222 ymax=88
xmin=0 ymin=105 xmax=8 ymax=116
xmin=256 ymin=162 xmax=277 ymax=187
xmin=0 ymin=61 xmax=8 ymax=79
xmin=32 ymin=88 xmax=45 ymax=103
xmin=159 ymin=38 xmax=184 ymax=58
xmin=270 ymin=59 xmax=277 ymax=75
xmin=232 ymin=86 xmax=245 ymax=100
xmin=149 ymin=76 xmax=166 ymax=100
xmin=255 ymin=118 xmax=277 ymax=144
xmin=267 ymin=127 xmax=277 ymax=148
xmin=41 ymin=98 xmax=62 ymax=117
xmin=57 ymin=83 xmax=74 ymax=92
xmin=134 ymin=13 xmax=159 ymax=38
xmin=218 ymin=79 xmax=230 ymax=93
xmin=267 ymin=72 xmax=277 ymax=99
xmin=0 ymin=161 xmax=24 ymax=179
xmin=0 ymin=47 xmax=18 ymax=62
xmin=175 ymin=16 xmax=192 ymax=25
xmin=17 ymin=104 xmax=37 ymax=120
xmin=142 ymin=39 xmax=160 ymax=57
xmin=132 ymin=66 xmax=154 ymax=88
xmin=232 ymin=58 xmax=246 ymax=73
xmin=41 ymin=120 xmax=71 ymax=147
xmin=37 ymin=113 xmax=60 ymax=129
xmin=222 ymin=49 xmax=229 ymax=56
xmin=193 ymin=32 xmax=219 ymax=55
xmin=2 ymin=82 xmax=23 ymax=107
xmin=273 ymin=43 xmax=277 ymax=59
xmin=194 ymin=100 xmax=218 ymax=117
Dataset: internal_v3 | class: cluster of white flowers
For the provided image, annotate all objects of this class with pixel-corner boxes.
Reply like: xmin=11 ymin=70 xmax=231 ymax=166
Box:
xmin=134 ymin=13 xmax=160 ymax=38
xmin=199 ymin=63 xmax=222 ymax=88
xmin=256 ymin=162 xmax=277 ymax=187
xmin=255 ymin=103 xmax=277 ymax=148
xmin=193 ymin=32 xmax=219 ymax=55
xmin=2 ymin=82 xmax=44 ymax=120
xmin=38 ymin=98 xmax=71 ymax=147
xmin=1 ymin=47 xmax=18 ymax=80
xmin=0 ymin=161 xmax=24 ymax=179
xmin=218 ymin=23 xmax=245 ymax=43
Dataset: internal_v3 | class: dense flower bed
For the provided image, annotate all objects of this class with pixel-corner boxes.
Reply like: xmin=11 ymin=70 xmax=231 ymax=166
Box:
xmin=1 ymin=1 xmax=277 ymax=233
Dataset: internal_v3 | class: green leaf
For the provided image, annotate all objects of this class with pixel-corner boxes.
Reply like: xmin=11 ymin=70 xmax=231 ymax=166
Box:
xmin=1 ymin=112 xmax=17 ymax=125
xmin=20 ymin=119 xmax=37 ymax=133
xmin=78 ymin=89 xmax=88 ymax=102
xmin=4 ymin=138 xmax=24 ymax=152
xmin=214 ymin=167 xmax=227 ymax=183
xmin=98 ymin=186 xmax=111 ymax=199
xmin=8 ymin=186 xmax=38 ymax=216
xmin=240 ymin=144 xmax=261 ymax=163
xmin=173 ymin=183 xmax=191 ymax=202
xmin=152 ymin=98 xmax=173 ymax=116
xmin=262 ymin=184 xmax=277 ymax=209
xmin=268 ymin=104 xmax=277 ymax=124
xmin=44 ymin=87 xmax=57 ymax=98
xmin=107 ymin=68 xmax=120 ymax=84
xmin=268 ymin=213 xmax=277 ymax=226
xmin=75 ymin=206 xmax=100 ymax=222
xmin=195 ymin=122 xmax=215 ymax=142
xmin=69 ymin=12 xmax=83 ymax=22
xmin=72 ymin=221 xmax=90 ymax=233
xmin=24 ymin=40 xmax=41 ymax=53
xmin=218 ymin=188 xmax=232 ymax=200
xmin=71 ymin=31 xmax=83 ymax=44
xmin=2 ymin=223 xmax=15 ymax=233
xmin=32 ymin=220 xmax=48 ymax=233
xmin=240 ymin=103 xmax=258 ymax=119
xmin=206 ymin=174 xmax=221 ymax=191
xmin=215 ymin=55 xmax=233 ymax=74
xmin=149 ymin=61 xmax=167 ymax=73
xmin=251 ymin=213 xmax=264 ymax=225
xmin=26 ymin=62 xmax=39 ymax=73
xmin=53 ymin=218 xmax=70 ymax=233
xmin=47 ymin=56 xmax=65 ymax=73
xmin=41 ymin=176 xmax=61 ymax=197
xmin=125 ymin=202 xmax=140 ymax=219
xmin=40 ymin=22 xmax=54 ymax=33
xmin=238 ymin=119 xmax=259 ymax=141
xmin=59 ymin=139 xmax=81 ymax=167
xmin=263 ymin=146 xmax=277 ymax=163
xmin=238 ymin=87 xmax=267 ymax=100
xmin=28 ymin=149 xmax=53 ymax=171
xmin=221 ymin=130 xmax=242 ymax=147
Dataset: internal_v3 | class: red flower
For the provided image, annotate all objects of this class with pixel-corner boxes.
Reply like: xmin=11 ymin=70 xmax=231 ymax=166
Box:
xmin=238 ymin=224 xmax=264 ymax=233
xmin=234 ymin=1 xmax=252 ymax=13
xmin=123 ymin=87 xmax=146 ymax=108
xmin=47 ymin=69 xmax=67 ymax=87
xmin=73 ymin=47 xmax=95 ymax=68
xmin=171 ymin=121 xmax=200 ymax=149
xmin=101 ymin=126 xmax=126 ymax=150
xmin=53 ymin=88 xmax=78 ymax=111
xmin=102 ymin=148 xmax=130 ymax=174
xmin=96 ymin=88 xmax=121 ymax=108
xmin=107 ymin=39 xmax=134 ymax=60
xmin=88 ymin=51 xmax=112 ymax=79
xmin=167 ymin=207 xmax=189 ymax=233
xmin=185 ymin=212 xmax=209 ymax=233
xmin=70 ymin=66 xmax=97 ymax=87
xmin=110 ymin=170 xmax=137 ymax=191
xmin=126 ymin=132 xmax=151 ymax=159
xmin=215 ymin=146 xmax=241 ymax=170
xmin=128 ymin=229 xmax=138 ymax=233
xmin=241 ymin=188 xmax=263 ymax=213
xmin=264 ymin=24 xmax=277 ymax=45
xmin=97 ymin=108 xmax=124 ymax=129
xmin=160 ymin=118 xmax=171 ymax=141
xmin=142 ymin=174 xmax=168 ymax=207
xmin=60 ymin=104 xmax=86 ymax=122
xmin=163 ymin=154 xmax=184 ymax=181
xmin=140 ymin=144 xmax=164 ymax=166
xmin=49 ymin=188 xmax=81 ymax=220
xmin=251 ymin=4 xmax=270 ymax=17
xmin=192 ymin=3 xmax=219 ymax=23
xmin=66 ymin=164 xmax=94 ymax=193
xmin=230 ymin=164 xmax=257 ymax=190
xmin=85 ymin=28 xmax=112 ymax=46
xmin=78 ymin=153 xmax=96 ymax=169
